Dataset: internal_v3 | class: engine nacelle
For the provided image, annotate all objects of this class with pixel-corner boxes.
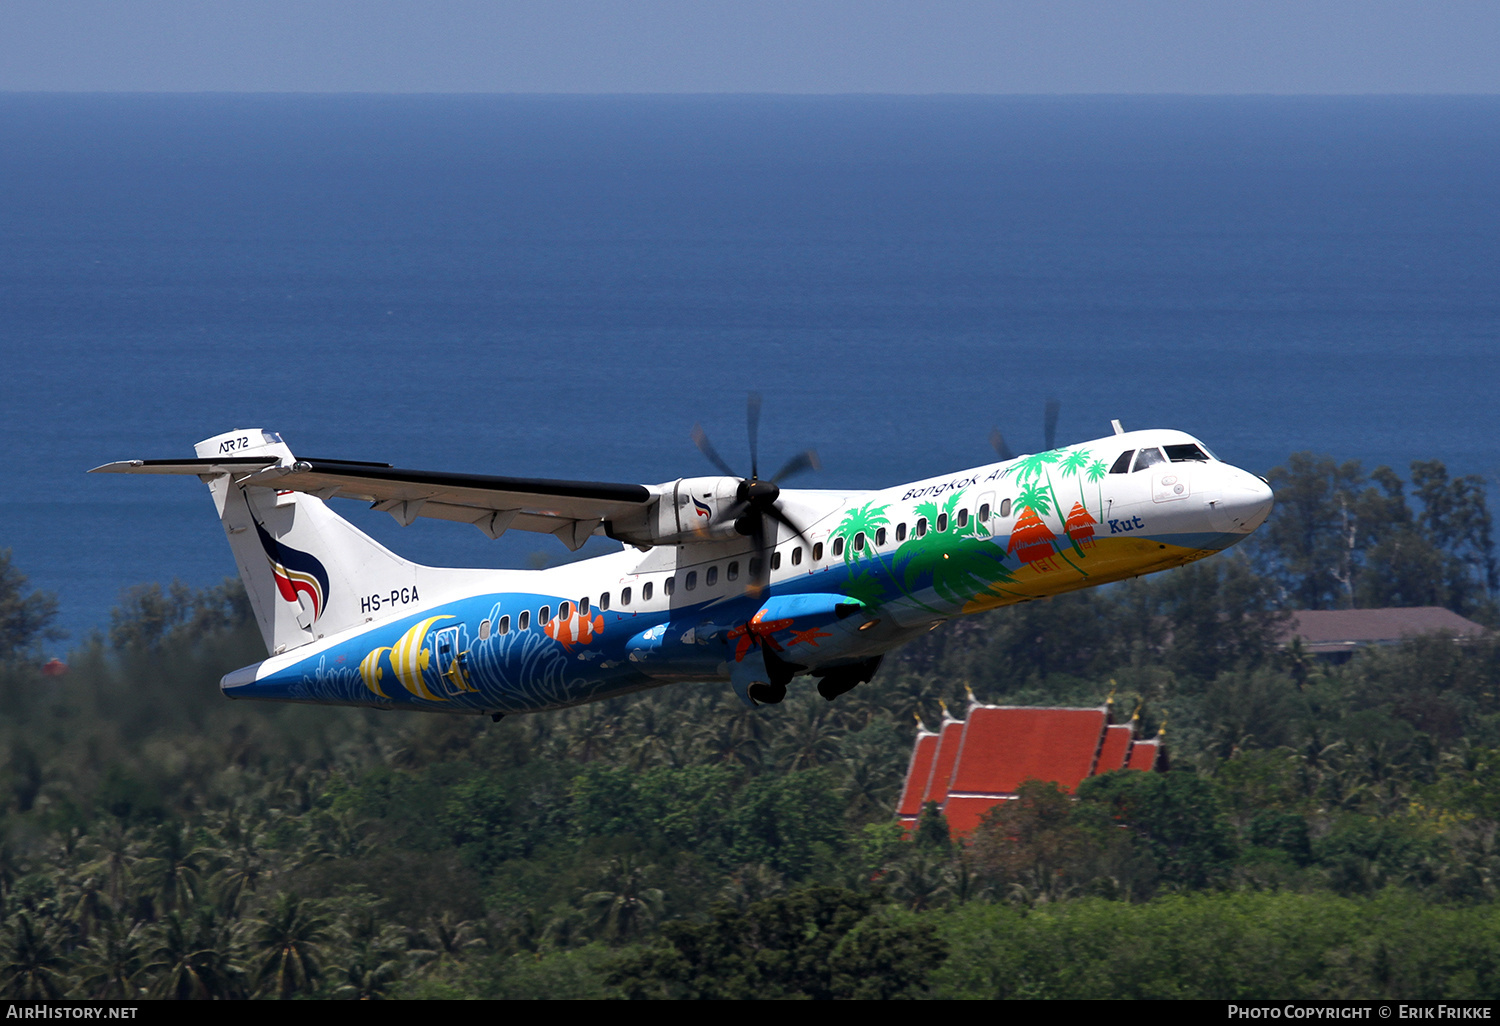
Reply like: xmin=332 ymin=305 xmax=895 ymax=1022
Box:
xmin=606 ymin=476 xmax=745 ymax=547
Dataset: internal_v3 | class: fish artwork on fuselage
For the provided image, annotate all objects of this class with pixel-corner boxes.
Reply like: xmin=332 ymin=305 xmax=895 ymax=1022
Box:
xmin=92 ymin=417 xmax=1274 ymax=716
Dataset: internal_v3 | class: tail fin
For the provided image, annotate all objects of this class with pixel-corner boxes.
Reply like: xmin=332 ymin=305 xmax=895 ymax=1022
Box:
xmin=192 ymin=430 xmax=426 ymax=655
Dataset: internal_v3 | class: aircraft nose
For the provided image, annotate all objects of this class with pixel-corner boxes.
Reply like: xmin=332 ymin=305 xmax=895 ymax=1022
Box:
xmin=1219 ymin=469 xmax=1274 ymax=533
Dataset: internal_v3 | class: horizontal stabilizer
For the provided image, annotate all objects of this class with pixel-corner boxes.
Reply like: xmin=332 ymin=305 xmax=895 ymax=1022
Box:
xmin=90 ymin=457 xmax=279 ymax=476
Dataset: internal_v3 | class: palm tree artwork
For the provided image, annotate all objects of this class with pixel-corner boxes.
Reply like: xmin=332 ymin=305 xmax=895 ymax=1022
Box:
xmin=1086 ymin=458 xmax=1109 ymax=520
xmin=895 ymin=494 xmax=1019 ymax=610
xmin=832 ymin=502 xmax=896 ymax=609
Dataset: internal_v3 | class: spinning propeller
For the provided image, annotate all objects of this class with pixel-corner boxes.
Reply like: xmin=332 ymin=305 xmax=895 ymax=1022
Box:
xmin=990 ymin=397 xmax=1062 ymax=462
xmin=692 ymin=393 xmax=820 ymax=596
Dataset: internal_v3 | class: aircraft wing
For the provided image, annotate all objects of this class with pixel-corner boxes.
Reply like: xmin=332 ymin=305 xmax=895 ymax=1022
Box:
xmin=91 ymin=456 xmax=657 ymax=550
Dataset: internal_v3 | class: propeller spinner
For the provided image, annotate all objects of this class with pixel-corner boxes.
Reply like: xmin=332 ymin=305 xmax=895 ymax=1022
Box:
xmin=692 ymin=393 xmax=820 ymax=596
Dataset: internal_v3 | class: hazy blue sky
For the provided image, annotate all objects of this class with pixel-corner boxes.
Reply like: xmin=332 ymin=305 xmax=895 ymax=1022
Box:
xmin=3 ymin=1 xmax=1498 ymax=93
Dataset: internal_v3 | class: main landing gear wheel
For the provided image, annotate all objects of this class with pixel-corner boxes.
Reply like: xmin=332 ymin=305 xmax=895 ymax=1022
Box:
xmin=814 ymin=656 xmax=884 ymax=701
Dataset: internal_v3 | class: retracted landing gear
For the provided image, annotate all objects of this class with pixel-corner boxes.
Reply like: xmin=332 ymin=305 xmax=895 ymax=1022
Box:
xmin=746 ymin=645 xmax=803 ymax=705
xmin=814 ymin=655 xmax=884 ymax=701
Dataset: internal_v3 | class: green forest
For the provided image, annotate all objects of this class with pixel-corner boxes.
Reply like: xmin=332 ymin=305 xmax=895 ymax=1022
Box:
xmin=4 ymin=453 xmax=1500 ymax=1000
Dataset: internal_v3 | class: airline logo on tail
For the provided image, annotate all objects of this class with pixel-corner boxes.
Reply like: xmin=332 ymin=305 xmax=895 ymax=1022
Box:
xmin=254 ymin=521 xmax=330 ymax=622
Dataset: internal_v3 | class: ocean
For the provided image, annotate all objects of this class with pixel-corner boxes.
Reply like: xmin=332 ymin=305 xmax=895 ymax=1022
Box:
xmin=2 ymin=94 xmax=1498 ymax=647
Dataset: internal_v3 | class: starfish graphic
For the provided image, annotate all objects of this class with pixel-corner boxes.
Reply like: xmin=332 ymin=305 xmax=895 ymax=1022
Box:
xmin=787 ymin=627 xmax=832 ymax=648
xmin=725 ymin=614 xmax=795 ymax=662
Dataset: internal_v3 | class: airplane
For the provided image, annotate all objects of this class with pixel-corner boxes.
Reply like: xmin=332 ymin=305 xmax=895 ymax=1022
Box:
xmin=91 ymin=408 xmax=1274 ymax=718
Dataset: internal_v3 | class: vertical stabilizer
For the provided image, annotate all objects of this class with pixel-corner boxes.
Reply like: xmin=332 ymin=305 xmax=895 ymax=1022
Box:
xmin=194 ymin=430 xmax=422 ymax=655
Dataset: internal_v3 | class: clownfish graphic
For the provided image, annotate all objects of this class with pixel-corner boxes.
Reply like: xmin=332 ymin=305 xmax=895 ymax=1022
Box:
xmin=545 ymin=610 xmax=606 ymax=649
xmin=253 ymin=520 xmax=330 ymax=622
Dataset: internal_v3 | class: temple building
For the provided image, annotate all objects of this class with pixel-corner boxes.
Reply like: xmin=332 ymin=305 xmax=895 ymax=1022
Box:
xmin=896 ymin=693 xmax=1164 ymax=836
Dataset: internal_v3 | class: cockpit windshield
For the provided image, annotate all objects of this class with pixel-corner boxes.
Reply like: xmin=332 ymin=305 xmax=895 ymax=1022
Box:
xmin=1132 ymin=447 xmax=1166 ymax=473
xmin=1165 ymin=443 xmax=1211 ymax=463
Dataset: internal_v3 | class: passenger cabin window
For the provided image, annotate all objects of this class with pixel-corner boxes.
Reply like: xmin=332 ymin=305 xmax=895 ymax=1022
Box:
xmin=519 ymin=610 xmax=530 ymax=631
xmin=685 ymin=571 xmax=697 ymax=590
xmin=621 ymin=587 xmax=631 ymax=606
xmin=559 ymin=601 xmax=571 ymax=620
xmin=875 ymin=527 xmax=887 ymax=546
xmin=727 ymin=561 xmax=739 ymax=581
xmin=916 ymin=518 xmax=928 ymax=537
xmin=937 ymin=513 xmax=948 ymax=532
xmin=771 ymin=552 xmax=782 ymax=570
xmin=479 ymin=619 xmax=491 ymax=640
xmin=579 ymin=596 xmax=590 ymax=615
xmin=854 ymin=532 xmax=865 ymax=551
xmin=747 ymin=558 xmax=759 ymax=579
xmin=791 ymin=547 xmax=803 ymax=566
xmin=1000 ymin=498 xmax=1012 ymax=517
xmin=539 ymin=605 xmax=551 ymax=625
xmin=499 ymin=615 xmax=510 ymax=635
xmin=978 ymin=503 xmax=990 ymax=521
xmin=812 ymin=542 xmax=824 ymax=561
xmin=831 ymin=538 xmax=845 ymax=557
xmin=641 ymin=582 xmax=653 ymax=602
xmin=896 ymin=523 xmax=907 ymax=542
xmin=1165 ymin=443 xmax=1211 ymax=463
xmin=664 ymin=577 xmax=674 ymax=597
xmin=1109 ymin=451 xmax=1135 ymax=474
xmin=1132 ymin=448 xmax=1166 ymax=473
xmin=957 ymin=509 xmax=969 ymax=527
xmin=706 ymin=566 xmax=718 ymax=586
xmin=599 ymin=592 xmax=610 ymax=611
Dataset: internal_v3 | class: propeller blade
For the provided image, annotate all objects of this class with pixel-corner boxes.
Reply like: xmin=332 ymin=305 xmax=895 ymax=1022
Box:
xmin=771 ymin=449 xmax=821 ymax=484
xmin=716 ymin=498 xmax=751 ymax=530
xmin=746 ymin=513 xmax=772 ymax=597
xmin=1044 ymin=398 xmax=1060 ymax=451
xmin=989 ymin=428 xmax=1015 ymax=462
xmin=764 ymin=502 xmax=814 ymax=554
xmin=746 ymin=392 xmax=763 ymax=480
xmin=691 ymin=423 xmax=738 ymax=478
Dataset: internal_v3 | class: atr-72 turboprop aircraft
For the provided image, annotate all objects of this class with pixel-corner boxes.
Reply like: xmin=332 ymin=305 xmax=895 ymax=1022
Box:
xmin=94 ymin=410 xmax=1273 ymax=717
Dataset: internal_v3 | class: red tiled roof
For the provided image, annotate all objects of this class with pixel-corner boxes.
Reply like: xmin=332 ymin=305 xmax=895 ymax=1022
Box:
xmin=921 ymin=720 xmax=967 ymax=806
xmin=1096 ymin=724 xmax=1133 ymax=774
xmin=1126 ymin=739 xmax=1160 ymax=771
xmin=948 ymin=706 xmax=1108 ymax=796
xmin=943 ymin=795 xmax=1011 ymax=836
xmin=896 ymin=731 xmax=941 ymax=818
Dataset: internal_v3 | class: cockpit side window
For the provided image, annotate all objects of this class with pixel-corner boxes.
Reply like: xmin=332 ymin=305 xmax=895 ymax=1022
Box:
xmin=1165 ymin=443 xmax=1210 ymax=463
xmin=1132 ymin=447 xmax=1166 ymax=472
xmin=1109 ymin=451 xmax=1135 ymax=474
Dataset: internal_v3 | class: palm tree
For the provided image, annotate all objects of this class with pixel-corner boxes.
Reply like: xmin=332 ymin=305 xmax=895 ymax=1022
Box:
xmin=74 ymin=918 xmax=149 ymax=999
xmin=0 ymin=914 xmax=65 ymax=999
xmin=413 ymin=911 xmax=486 ymax=962
xmin=138 ymin=822 xmax=209 ymax=916
xmin=145 ymin=909 xmax=245 ymax=1000
xmin=580 ymin=857 xmax=664 ymax=944
xmin=253 ymin=893 xmax=330 ymax=999
xmin=771 ymin=696 xmax=844 ymax=771
xmin=328 ymin=908 xmax=407 ymax=1000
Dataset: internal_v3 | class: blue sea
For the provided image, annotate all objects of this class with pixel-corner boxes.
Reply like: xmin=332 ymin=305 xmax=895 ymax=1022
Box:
xmin=3 ymin=95 xmax=1499 ymax=648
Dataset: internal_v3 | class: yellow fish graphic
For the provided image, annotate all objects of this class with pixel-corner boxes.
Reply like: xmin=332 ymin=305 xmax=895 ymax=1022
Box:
xmin=358 ymin=646 xmax=392 ymax=699
xmin=390 ymin=615 xmax=453 ymax=701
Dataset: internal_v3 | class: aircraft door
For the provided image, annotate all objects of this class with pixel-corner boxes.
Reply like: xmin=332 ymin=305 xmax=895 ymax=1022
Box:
xmin=431 ymin=626 xmax=470 ymax=696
